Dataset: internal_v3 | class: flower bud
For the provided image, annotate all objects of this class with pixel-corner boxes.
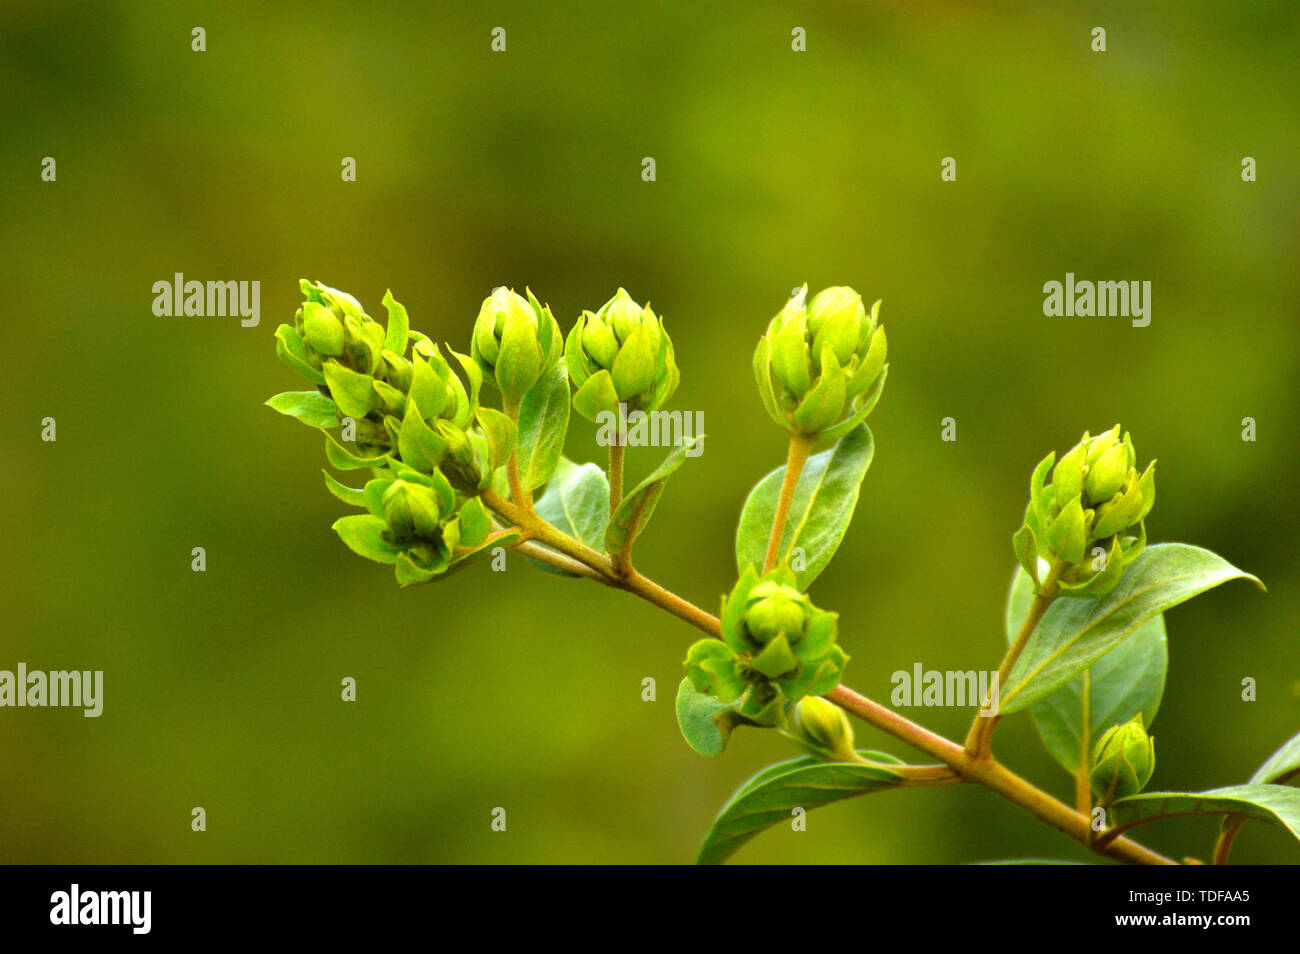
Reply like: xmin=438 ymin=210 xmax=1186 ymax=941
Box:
xmin=1089 ymin=716 xmax=1155 ymax=803
xmin=380 ymin=480 xmax=443 ymax=542
xmin=565 ymin=288 xmax=680 ymax=422
xmin=754 ymin=284 xmax=888 ymax=440
xmin=683 ymin=565 xmax=846 ymax=726
xmin=792 ymin=696 xmax=857 ymax=761
xmin=471 ymin=287 xmax=563 ymax=405
xmin=742 ymin=581 xmax=811 ymax=646
xmin=1016 ymin=425 xmax=1156 ymax=597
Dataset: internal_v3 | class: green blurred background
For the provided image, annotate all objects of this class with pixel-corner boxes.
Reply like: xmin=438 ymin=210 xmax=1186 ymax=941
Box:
xmin=2 ymin=0 xmax=1297 ymax=864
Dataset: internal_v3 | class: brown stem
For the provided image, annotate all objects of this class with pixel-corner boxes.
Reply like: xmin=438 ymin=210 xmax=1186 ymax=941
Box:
xmin=763 ymin=434 xmax=814 ymax=572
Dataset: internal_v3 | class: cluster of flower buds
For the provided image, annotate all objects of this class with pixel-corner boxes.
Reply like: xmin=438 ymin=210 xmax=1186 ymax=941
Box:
xmin=1015 ymin=426 xmax=1156 ymax=597
xmin=753 ymin=285 xmax=888 ymax=440
xmin=684 ymin=565 xmax=847 ymax=726
xmin=471 ymin=287 xmax=564 ymax=406
xmin=1089 ymin=715 xmax=1156 ymax=803
xmin=565 ymin=288 xmax=679 ymax=422
xmin=333 ymin=461 xmax=501 ymax=586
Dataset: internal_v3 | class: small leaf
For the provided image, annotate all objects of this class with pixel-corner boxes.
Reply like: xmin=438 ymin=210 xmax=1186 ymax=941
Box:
xmin=332 ymin=515 xmax=401 ymax=564
xmin=530 ymin=457 xmax=609 ymax=575
xmin=675 ymin=678 xmax=746 ymax=757
xmin=515 ymin=363 xmax=570 ymax=491
xmin=735 ymin=424 xmax=874 ymax=588
xmin=324 ymin=434 xmax=390 ymax=471
xmin=381 ymin=289 xmax=409 ymax=355
xmin=697 ymin=753 xmax=906 ymax=865
xmin=274 ymin=324 xmax=327 ymax=385
xmin=265 ymin=390 xmax=340 ymax=429
xmin=476 ymin=407 xmax=517 ymax=475
xmin=1001 ymin=545 xmax=1261 ymax=713
xmin=606 ymin=437 xmax=701 ymax=555
xmin=1110 ymin=784 xmax=1300 ymax=846
xmin=1004 ymin=566 xmax=1168 ymax=776
xmin=322 ymin=361 xmax=378 ymax=418
xmin=322 ymin=470 xmax=366 ymax=507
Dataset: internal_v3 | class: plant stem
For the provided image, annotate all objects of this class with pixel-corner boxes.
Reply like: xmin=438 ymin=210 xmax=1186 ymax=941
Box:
xmin=1211 ymin=820 xmax=1244 ymax=865
xmin=479 ymin=489 xmax=1177 ymax=865
xmin=1075 ymin=670 xmax=1093 ymax=817
xmin=965 ymin=562 xmax=1062 ymax=757
xmin=763 ymin=434 xmax=814 ymax=572
xmin=609 ymin=411 xmax=626 ymax=517
xmin=502 ymin=397 xmax=532 ymax=512
xmin=827 ymin=685 xmax=1175 ymax=865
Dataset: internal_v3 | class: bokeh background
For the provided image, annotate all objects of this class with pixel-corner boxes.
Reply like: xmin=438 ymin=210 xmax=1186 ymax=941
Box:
xmin=2 ymin=0 xmax=1297 ymax=864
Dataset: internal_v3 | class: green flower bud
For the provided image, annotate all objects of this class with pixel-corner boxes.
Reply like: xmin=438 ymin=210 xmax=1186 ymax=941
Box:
xmin=1017 ymin=426 xmax=1156 ymax=598
xmin=792 ymin=695 xmax=857 ymax=761
xmin=1089 ymin=716 xmax=1156 ymax=803
xmin=742 ymin=581 xmax=811 ymax=646
xmin=471 ymin=287 xmax=563 ymax=404
xmin=380 ymin=480 xmax=443 ymax=542
xmin=565 ymin=288 xmax=680 ymax=422
xmin=294 ymin=280 xmax=385 ymax=376
xmin=753 ymin=284 xmax=888 ymax=440
xmin=695 ymin=565 xmax=847 ymax=725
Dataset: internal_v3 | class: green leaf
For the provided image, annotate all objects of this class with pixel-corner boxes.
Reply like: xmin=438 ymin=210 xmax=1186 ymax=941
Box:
xmin=735 ymin=424 xmax=874 ymax=588
xmin=265 ymin=390 xmax=340 ymax=429
xmin=529 ymin=457 xmax=609 ymax=575
xmin=322 ymin=361 xmax=378 ymax=418
xmin=274 ymin=324 xmax=327 ymax=385
xmin=1110 ymin=784 xmax=1300 ymax=846
xmin=515 ymin=363 xmax=570 ymax=491
xmin=322 ymin=470 xmax=367 ymax=507
xmin=1001 ymin=545 xmax=1261 ymax=714
xmin=324 ymin=434 xmax=390 ymax=471
xmin=381 ymin=289 xmax=409 ymax=355
xmin=606 ymin=437 xmax=701 ymax=555
xmin=675 ymin=678 xmax=746 ymax=757
xmin=332 ymin=515 xmax=402 ymax=565
xmin=1004 ymin=566 xmax=1167 ymax=776
xmin=697 ymin=753 xmax=906 ymax=865
xmin=1249 ymin=730 xmax=1300 ymax=785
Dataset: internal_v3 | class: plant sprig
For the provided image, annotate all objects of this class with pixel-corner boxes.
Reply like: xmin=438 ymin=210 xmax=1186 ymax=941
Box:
xmin=267 ymin=279 xmax=1287 ymax=866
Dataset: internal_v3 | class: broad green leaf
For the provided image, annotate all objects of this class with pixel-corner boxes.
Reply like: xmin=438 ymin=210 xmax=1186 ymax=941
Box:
xmin=735 ymin=424 xmax=874 ymax=588
xmin=381 ymin=289 xmax=409 ymax=355
xmin=332 ymin=515 xmax=402 ymax=565
xmin=529 ymin=457 xmax=609 ymax=576
xmin=274 ymin=324 xmax=327 ymax=385
xmin=516 ymin=363 xmax=570 ymax=491
xmin=697 ymin=753 xmax=906 ymax=865
xmin=606 ymin=437 xmax=701 ymax=555
xmin=322 ymin=470 xmax=366 ymax=507
xmin=1001 ymin=545 xmax=1260 ymax=714
xmin=675 ymin=678 xmax=747 ymax=757
xmin=1004 ymin=566 xmax=1167 ymax=776
xmin=1250 ymin=730 xmax=1300 ymax=785
xmin=1110 ymin=784 xmax=1300 ymax=846
xmin=266 ymin=390 xmax=340 ymax=429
